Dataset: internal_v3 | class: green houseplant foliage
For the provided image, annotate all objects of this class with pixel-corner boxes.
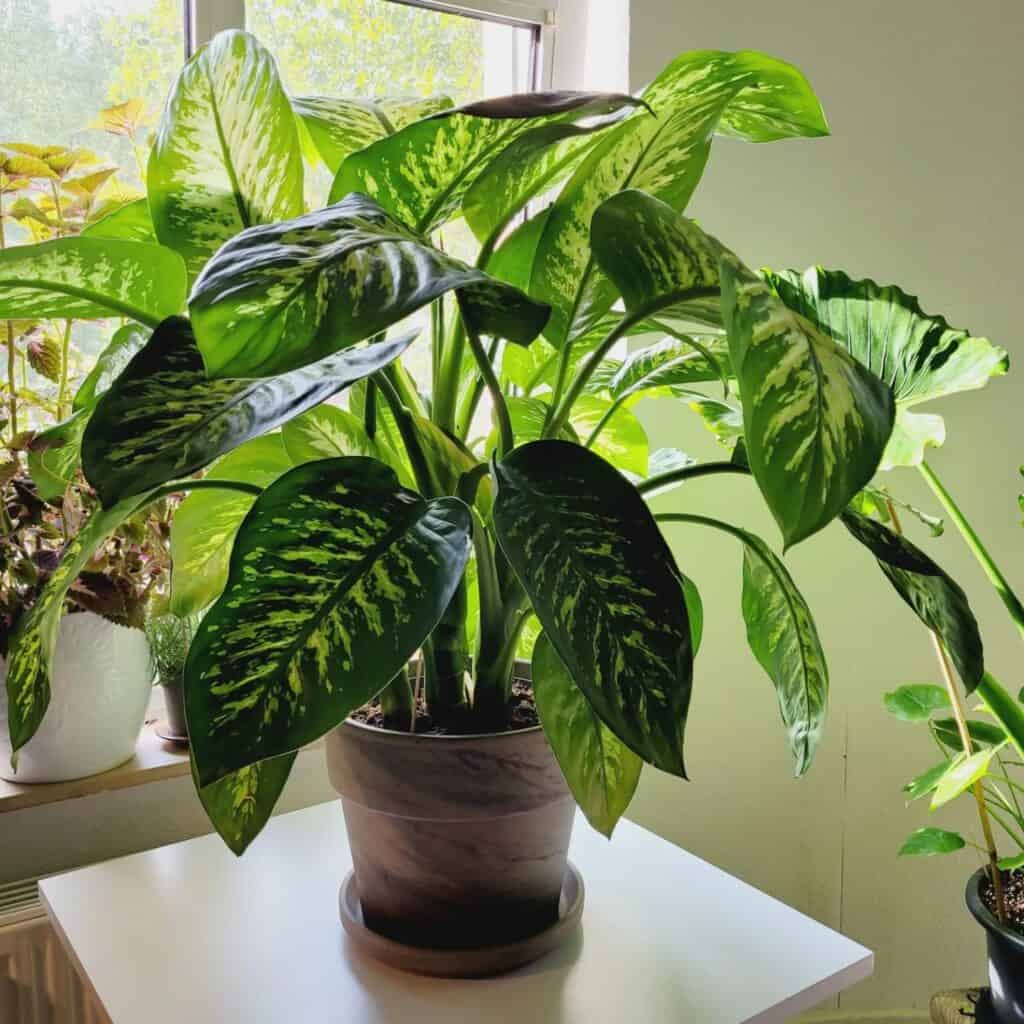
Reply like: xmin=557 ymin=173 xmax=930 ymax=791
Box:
xmin=3 ymin=30 xmax=910 ymax=854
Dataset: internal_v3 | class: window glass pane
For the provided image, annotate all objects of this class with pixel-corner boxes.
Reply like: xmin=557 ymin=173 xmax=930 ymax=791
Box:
xmin=245 ymin=0 xmax=535 ymax=103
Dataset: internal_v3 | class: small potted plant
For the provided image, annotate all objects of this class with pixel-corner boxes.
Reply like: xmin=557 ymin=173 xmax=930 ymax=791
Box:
xmin=146 ymin=610 xmax=198 ymax=744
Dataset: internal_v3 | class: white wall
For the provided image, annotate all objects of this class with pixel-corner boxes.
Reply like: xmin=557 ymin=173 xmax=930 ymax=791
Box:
xmin=626 ymin=0 xmax=1024 ymax=1014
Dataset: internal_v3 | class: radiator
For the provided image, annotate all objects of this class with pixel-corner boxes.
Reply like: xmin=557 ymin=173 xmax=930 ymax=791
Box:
xmin=0 ymin=878 xmax=107 ymax=1024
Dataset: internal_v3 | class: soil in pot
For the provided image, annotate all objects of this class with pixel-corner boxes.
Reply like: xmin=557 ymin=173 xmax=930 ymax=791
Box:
xmin=981 ymin=869 xmax=1024 ymax=935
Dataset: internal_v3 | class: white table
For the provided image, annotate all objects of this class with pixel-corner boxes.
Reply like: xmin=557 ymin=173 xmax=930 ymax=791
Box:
xmin=40 ymin=802 xmax=872 ymax=1023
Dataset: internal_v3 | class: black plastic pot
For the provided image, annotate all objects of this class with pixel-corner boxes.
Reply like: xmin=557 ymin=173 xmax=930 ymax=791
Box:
xmin=160 ymin=675 xmax=189 ymax=742
xmin=967 ymin=869 xmax=1024 ymax=1024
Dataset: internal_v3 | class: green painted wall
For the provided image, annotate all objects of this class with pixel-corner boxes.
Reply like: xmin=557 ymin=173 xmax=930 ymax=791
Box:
xmin=627 ymin=0 xmax=1023 ymax=1012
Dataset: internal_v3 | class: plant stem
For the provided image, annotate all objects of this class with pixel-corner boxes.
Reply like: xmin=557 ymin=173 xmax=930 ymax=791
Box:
xmin=638 ymin=460 xmax=750 ymax=496
xmin=363 ymin=378 xmax=377 ymax=441
xmin=454 ymin=337 xmax=500 ymax=440
xmin=146 ymin=478 xmax=264 ymax=503
xmin=433 ymin=318 xmax=466 ymax=432
xmin=0 ymin=191 xmax=15 ymax=442
xmin=467 ymin=327 xmax=512 ymax=456
xmin=379 ymin=665 xmax=415 ymax=731
xmin=919 ymin=459 xmax=1024 ymax=640
xmin=374 ymin=370 xmax=436 ymax=498
xmin=56 ymin=320 xmax=72 ymax=419
xmin=886 ymin=498 xmax=1008 ymax=922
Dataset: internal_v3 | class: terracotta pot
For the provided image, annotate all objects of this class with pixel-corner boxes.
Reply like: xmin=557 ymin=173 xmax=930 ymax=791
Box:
xmin=0 ymin=611 xmax=152 ymax=783
xmin=966 ymin=869 xmax=1024 ymax=1024
xmin=325 ymin=711 xmax=575 ymax=952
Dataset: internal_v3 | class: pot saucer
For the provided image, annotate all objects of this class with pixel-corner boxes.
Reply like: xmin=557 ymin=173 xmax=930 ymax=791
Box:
xmin=339 ymin=861 xmax=584 ymax=978
xmin=153 ymin=721 xmax=188 ymax=746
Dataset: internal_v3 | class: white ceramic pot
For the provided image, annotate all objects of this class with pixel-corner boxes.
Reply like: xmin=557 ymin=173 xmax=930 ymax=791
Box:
xmin=0 ymin=611 xmax=153 ymax=783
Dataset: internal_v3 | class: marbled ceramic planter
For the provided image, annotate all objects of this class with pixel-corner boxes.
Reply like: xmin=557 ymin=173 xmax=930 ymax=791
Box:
xmin=326 ymin=707 xmax=576 ymax=959
xmin=0 ymin=611 xmax=152 ymax=783
xmin=967 ymin=869 xmax=1024 ymax=1024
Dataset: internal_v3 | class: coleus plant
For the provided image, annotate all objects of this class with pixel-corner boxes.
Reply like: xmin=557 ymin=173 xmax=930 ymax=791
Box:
xmin=0 ymin=29 xmax=1000 ymax=859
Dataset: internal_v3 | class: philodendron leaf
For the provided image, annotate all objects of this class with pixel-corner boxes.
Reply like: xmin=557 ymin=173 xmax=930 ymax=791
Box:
xmin=903 ymin=762 xmax=950 ymax=803
xmin=841 ymin=510 xmax=984 ymax=690
xmin=898 ymin=827 xmax=966 ymax=857
xmin=931 ymin=747 xmax=1002 ymax=810
xmin=291 ymin=94 xmax=453 ymax=172
xmin=194 ymin=752 xmax=297 ymax=856
xmin=81 ymin=316 xmax=416 ymax=505
xmin=0 ymin=237 xmax=186 ymax=326
xmin=933 ymin=718 xmax=1006 ymax=751
xmin=189 ymin=193 xmax=549 ymax=378
xmin=27 ymin=408 xmax=90 ymax=501
xmin=766 ymin=268 xmax=1009 ymax=468
xmin=492 ymin=440 xmax=694 ymax=776
xmin=658 ymin=512 xmax=828 ymax=775
xmin=5 ymin=497 xmax=146 ymax=756
xmin=169 ymin=434 xmax=293 ymax=617
xmin=532 ymin=50 xmax=827 ymax=349
xmin=721 ymin=255 xmax=895 ymax=547
xmin=81 ymin=197 xmax=156 ymax=243
xmin=331 ymin=91 xmax=642 ymax=235
xmin=883 ymin=684 xmax=951 ymax=722
xmin=533 ymin=632 xmax=642 ymax=837
xmin=148 ymin=29 xmax=303 ymax=278
xmin=74 ymin=323 xmax=150 ymax=411
xmin=187 ymin=457 xmax=472 ymax=786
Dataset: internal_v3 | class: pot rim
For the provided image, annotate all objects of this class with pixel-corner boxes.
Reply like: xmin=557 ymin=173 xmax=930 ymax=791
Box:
xmin=340 ymin=716 xmax=543 ymax=744
xmin=966 ymin=866 xmax=1024 ymax=953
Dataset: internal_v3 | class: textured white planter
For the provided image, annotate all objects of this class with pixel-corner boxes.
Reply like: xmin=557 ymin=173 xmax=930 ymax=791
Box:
xmin=0 ymin=611 xmax=153 ymax=783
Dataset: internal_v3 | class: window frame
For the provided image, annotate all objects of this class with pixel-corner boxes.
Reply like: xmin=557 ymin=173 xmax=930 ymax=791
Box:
xmin=186 ymin=0 xmax=559 ymax=90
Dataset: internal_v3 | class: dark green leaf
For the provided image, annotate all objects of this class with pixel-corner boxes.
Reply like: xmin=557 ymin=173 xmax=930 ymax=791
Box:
xmin=766 ymin=267 xmax=1009 ymax=468
xmin=0 ymin=237 xmax=186 ymax=326
xmin=933 ymin=718 xmax=1008 ymax=751
xmin=977 ymin=674 xmax=1024 ymax=758
xmin=903 ymin=762 xmax=950 ymax=802
xmin=148 ymin=30 xmax=303 ymax=277
xmin=898 ymin=827 xmax=966 ymax=857
xmin=186 ymin=457 xmax=472 ymax=786
xmin=492 ymin=440 xmax=693 ymax=776
xmin=189 ymin=194 xmax=549 ymax=378
xmin=81 ymin=316 xmax=416 ymax=505
xmin=533 ymin=633 xmax=642 ymax=837
xmin=195 ymin=752 xmax=296 ymax=856
xmin=883 ymin=684 xmax=951 ymax=722
xmin=722 ymin=256 xmax=895 ymax=546
xmin=842 ymin=510 xmax=984 ymax=690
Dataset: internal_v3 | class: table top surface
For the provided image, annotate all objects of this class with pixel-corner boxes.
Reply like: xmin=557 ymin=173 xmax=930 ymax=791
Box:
xmin=41 ymin=802 xmax=872 ymax=1024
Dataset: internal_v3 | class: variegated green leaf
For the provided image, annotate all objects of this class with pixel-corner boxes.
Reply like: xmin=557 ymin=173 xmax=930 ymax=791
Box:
xmin=330 ymin=91 xmax=642 ymax=234
xmin=292 ymin=94 xmax=453 ymax=172
xmin=195 ymin=751 xmax=296 ymax=856
xmin=186 ymin=457 xmax=472 ymax=785
xmin=189 ymin=193 xmax=549 ymax=378
xmin=0 ymin=237 xmax=186 ymax=326
xmin=532 ymin=50 xmax=827 ymax=349
xmin=463 ymin=105 xmax=641 ymax=245
xmin=842 ymin=509 xmax=984 ymax=689
xmin=170 ymin=434 xmax=293 ymax=617
xmin=533 ymin=632 xmax=642 ymax=837
xmin=82 ymin=316 xmax=417 ymax=505
xmin=930 ymin=747 xmax=1002 ymax=810
xmin=81 ymin=197 xmax=156 ymax=243
xmin=27 ymin=408 xmax=90 ymax=501
xmin=658 ymin=513 xmax=828 ymax=775
xmin=5 ymin=498 xmax=146 ymax=756
xmin=492 ymin=440 xmax=694 ymax=776
xmin=765 ymin=267 xmax=1008 ymax=468
xmin=148 ymin=29 xmax=303 ymax=278
xmin=281 ymin=405 xmax=378 ymax=463
xmin=74 ymin=323 xmax=150 ymax=412
xmin=721 ymin=254 xmax=895 ymax=546
xmin=596 ymin=336 xmax=732 ymax=405
xmin=631 ymin=448 xmax=697 ymax=500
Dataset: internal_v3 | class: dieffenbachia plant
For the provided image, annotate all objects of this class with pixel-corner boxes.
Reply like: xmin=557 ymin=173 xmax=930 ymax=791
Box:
xmin=3 ymin=29 xmax=914 ymax=854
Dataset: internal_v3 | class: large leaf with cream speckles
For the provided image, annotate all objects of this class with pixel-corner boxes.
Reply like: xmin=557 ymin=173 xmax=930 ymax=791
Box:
xmin=148 ymin=30 xmax=303 ymax=278
xmin=842 ymin=510 xmax=983 ymax=690
xmin=0 ymin=237 xmax=185 ymax=326
xmin=493 ymin=440 xmax=694 ymax=776
xmin=195 ymin=752 xmax=297 ymax=855
xmin=189 ymin=193 xmax=549 ymax=378
xmin=5 ymin=498 xmax=147 ymax=757
xmin=720 ymin=255 xmax=895 ymax=547
xmin=765 ymin=267 xmax=1009 ymax=469
xmin=81 ymin=316 xmax=416 ymax=505
xmin=329 ymin=91 xmax=642 ymax=235
xmin=185 ymin=457 xmax=472 ymax=786
xmin=531 ymin=50 xmax=827 ymax=349
xmin=292 ymin=95 xmax=453 ymax=172
xmin=533 ymin=633 xmax=642 ymax=837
